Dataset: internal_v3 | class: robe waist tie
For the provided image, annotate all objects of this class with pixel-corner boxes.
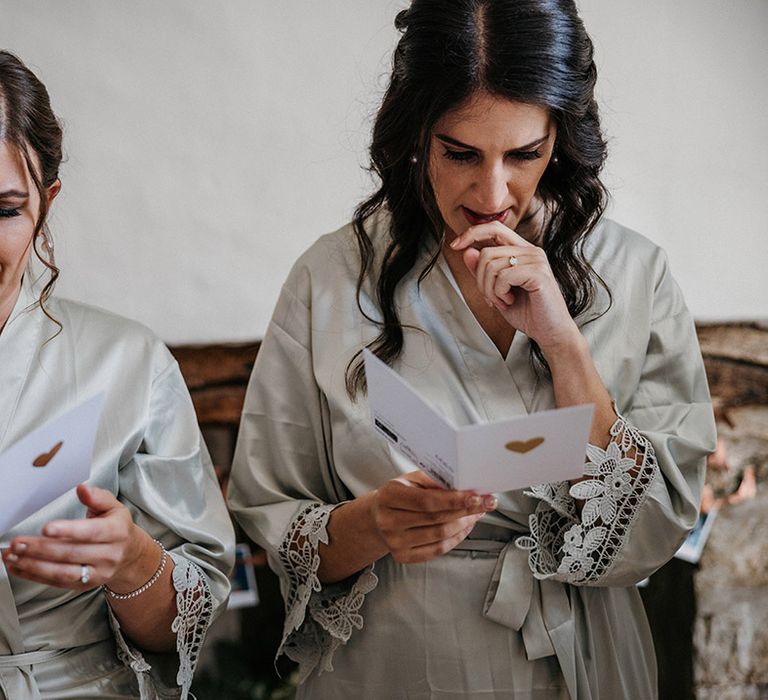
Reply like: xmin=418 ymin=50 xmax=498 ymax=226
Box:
xmin=0 ymin=648 xmax=66 ymax=667
xmin=453 ymin=536 xmax=579 ymax=699
xmin=0 ymin=648 xmax=66 ymax=700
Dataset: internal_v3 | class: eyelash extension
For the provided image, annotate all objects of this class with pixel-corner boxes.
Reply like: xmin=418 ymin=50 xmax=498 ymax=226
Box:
xmin=443 ymin=148 xmax=476 ymax=163
xmin=514 ymin=149 xmax=543 ymax=161
xmin=443 ymin=148 xmax=544 ymax=164
xmin=0 ymin=207 xmax=21 ymax=218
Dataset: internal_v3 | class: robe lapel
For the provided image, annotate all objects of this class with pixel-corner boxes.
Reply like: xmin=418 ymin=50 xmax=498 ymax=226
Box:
xmin=0 ymin=566 xmax=24 ymax=655
xmin=432 ymin=257 xmax=532 ymax=419
xmin=0 ymin=278 xmax=43 ymax=454
xmin=504 ymin=330 xmax=542 ymax=413
xmin=0 ymin=278 xmax=43 ymax=655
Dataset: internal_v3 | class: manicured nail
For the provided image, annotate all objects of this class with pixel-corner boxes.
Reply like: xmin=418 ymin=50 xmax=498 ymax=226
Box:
xmin=449 ymin=238 xmax=460 ymax=249
xmin=467 ymin=495 xmax=482 ymax=508
xmin=483 ymin=496 xmax=498 ymax=510
xmin=6 ymin=553 xmax=18 ymax=563
xmin=12 ymin=543 xmax=27 ymax=554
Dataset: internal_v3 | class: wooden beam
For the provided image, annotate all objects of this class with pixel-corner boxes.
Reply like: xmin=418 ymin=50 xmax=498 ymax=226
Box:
xmin=188 ymin=386 xmax=249 ymax=426
xmin=696 ymin=323 xmax=768 ymax=366
xmin=169 ymin=342 xmax=260 ymax=390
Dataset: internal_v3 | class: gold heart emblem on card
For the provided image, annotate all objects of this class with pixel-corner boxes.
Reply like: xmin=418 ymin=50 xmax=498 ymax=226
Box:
xmin=505 ymin=437 xmax=545 ymax=454
xmin=32 ymin=441 xmax=63 ymax=467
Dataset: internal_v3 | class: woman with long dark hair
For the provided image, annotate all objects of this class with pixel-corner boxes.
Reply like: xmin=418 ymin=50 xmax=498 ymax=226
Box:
xmin=0 ymin=51 xmax=234 ymax=698
xmin=229 ymin=1 xmax=715 ymax=697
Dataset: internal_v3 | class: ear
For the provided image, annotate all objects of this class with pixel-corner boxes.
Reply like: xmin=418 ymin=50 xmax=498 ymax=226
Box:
xmin=46 ymin=179 xmax=61 ymax=206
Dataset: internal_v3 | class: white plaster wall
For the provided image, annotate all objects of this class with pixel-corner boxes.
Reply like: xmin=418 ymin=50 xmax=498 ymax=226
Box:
xmin=2 ymin=1 xmax=766 ymax=343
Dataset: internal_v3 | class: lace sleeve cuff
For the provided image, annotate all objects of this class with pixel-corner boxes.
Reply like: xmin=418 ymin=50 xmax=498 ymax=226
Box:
xmin=517 ymin=409 xmax=659 ymax=584
xmin=277 ymin=503 xmax=379 ymax=681
xmin=107 ymin=552 xmax=215 ymax=699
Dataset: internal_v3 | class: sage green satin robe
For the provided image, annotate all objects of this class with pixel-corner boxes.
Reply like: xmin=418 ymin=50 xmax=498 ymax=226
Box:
xmin=229 ymin=214 xmax=716 ymax=699
xmin=0 ymin=278 xmax=235 ymax=699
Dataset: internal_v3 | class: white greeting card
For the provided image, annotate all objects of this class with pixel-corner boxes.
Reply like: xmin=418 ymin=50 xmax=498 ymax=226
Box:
xmin=0 ymin=393 xmax=104 ymax=537
xmin=364 ymin=349 xmax=593 ymax=492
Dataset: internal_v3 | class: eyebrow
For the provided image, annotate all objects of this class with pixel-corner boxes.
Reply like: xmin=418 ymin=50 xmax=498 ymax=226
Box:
xmin=435 ymin=133 xmax=550 ymax=152
xmin=0 ymin=189 xmax=29 ymax=199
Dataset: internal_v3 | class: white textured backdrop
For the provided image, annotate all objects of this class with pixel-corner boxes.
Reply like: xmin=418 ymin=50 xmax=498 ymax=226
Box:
xmin=2 ymin=1 xmax=766 ymax=343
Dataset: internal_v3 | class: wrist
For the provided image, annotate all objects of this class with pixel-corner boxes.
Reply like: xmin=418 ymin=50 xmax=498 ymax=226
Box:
xmin=318 ymin=492 xmax=389 ymax=584
xmin=539 ymin=326 xmax=587 ymax=363
xmin=106 ymin=526 xmax=158 ymax=593
xmin=363 ymin=490 xmax=391 ymax=558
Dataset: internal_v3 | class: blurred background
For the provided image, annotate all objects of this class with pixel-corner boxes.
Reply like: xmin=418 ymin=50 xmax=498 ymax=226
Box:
xmin=2 ymin=2 xmax=766 ymax=699
xmin=2 ymin=0 xmax=767 ymax=342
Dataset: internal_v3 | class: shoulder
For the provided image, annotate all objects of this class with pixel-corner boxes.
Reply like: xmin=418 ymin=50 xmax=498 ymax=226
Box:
xmin=45 ymin=297 xmax=175 ymax=380
xmin=585 ymin=218 xmax=668 ymax=278
xmin=282 ymin=209 xmax=391 ymax=304
xmin=585 ymin=218 xmax=687 ymax=323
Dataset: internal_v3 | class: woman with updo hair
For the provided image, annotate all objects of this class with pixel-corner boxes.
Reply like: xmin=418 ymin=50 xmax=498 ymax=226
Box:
xmin=0 ymin=51 xmax=234 ymax=699
xmin=229 ymin=1 xmax=715 ymax=697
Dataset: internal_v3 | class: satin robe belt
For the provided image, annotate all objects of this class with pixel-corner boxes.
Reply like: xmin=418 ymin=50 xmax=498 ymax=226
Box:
xmin=453 ymin=527 xmax=578 ymax=698
xmin=0 ymin=648 xmax=66 ymax=700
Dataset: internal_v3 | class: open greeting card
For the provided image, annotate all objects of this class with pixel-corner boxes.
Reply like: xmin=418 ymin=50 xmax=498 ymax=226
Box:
xmin=364 ymin=349 xmax=593 ymax=493
xmin=0 ymin=393 xmax=104 ymax=538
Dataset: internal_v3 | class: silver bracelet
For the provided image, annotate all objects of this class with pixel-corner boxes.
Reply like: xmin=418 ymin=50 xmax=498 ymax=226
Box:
xmin=102 ymin=539 xmax=168 ymax=601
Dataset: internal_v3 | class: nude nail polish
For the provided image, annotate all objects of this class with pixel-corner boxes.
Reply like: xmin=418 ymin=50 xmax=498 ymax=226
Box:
xmin=483 ymin=496 xmax=498 ymax=510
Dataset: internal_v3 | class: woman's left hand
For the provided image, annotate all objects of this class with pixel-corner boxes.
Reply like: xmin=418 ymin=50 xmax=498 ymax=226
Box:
xmin=2 ymin=484 xmax=151 ymax=591
xmin=450 ymin=221 xmax=581 ymax=354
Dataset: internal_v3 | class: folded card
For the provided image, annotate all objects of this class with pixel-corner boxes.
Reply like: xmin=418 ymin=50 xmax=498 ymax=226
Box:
xmin=0 ymin=393 xmax=104 ymax=538
xmin=364 ymin=349 xmax=593 ymax=493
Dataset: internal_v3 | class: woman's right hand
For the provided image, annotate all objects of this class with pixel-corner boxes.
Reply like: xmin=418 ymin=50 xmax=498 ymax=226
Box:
xmin=370 ymin=471 xmax=497 ymax=563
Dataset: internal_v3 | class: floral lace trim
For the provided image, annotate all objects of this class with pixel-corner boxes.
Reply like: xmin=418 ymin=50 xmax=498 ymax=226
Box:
xmin=525 ymin=480 xmax=577 ymax=522
xmin=517 ymin=412 xmax=658 ymax=584
xmin=107 ymin=552 xmax=214 ymax=699
xmin=170 ymin=553 xmax=214 ymax=695
xmin=277 ymin=503 xmax=379 ymax=681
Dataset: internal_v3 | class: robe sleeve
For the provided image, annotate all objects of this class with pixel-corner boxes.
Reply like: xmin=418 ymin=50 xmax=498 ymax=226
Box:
xmin=517 ymin=249 xmax=717 ymax=586
xmin=108 ymin=354 xmax=236 ymax=698
xmin=227 ymin=266 xmax=378 ymax=682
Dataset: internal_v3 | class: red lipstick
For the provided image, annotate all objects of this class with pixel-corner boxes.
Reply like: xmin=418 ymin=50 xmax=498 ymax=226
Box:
xmin=461 ymin=206 xmax=510 ymax=226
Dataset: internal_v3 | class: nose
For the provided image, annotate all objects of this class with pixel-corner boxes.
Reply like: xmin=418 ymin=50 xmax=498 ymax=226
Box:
xmin=473 ymin=161 xmax=510 ymax=213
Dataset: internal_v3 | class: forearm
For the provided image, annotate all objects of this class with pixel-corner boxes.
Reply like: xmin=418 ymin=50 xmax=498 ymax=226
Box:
xmin=317 ymin=492 xmax=389 ymax=585
xmin=105 ymin=528 xmax=178 ymax=652
xmin=543 ymin=332 xmax=616 ymax=448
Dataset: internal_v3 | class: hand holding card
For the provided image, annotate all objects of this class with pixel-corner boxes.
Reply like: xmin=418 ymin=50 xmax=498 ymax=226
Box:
xmin=370 ymin=469 xmax=495 ymax=564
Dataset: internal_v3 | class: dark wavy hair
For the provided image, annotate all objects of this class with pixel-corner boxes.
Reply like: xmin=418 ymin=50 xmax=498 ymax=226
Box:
xmin=346 ymin=0 xmax=610 ymax=396
xmin=0 ymin=50 xmax=63 ymax=330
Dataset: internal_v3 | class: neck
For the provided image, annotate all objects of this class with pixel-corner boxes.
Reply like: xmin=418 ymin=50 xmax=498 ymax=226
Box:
xmin=0 ymin=281 xmax=23 ymax=335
